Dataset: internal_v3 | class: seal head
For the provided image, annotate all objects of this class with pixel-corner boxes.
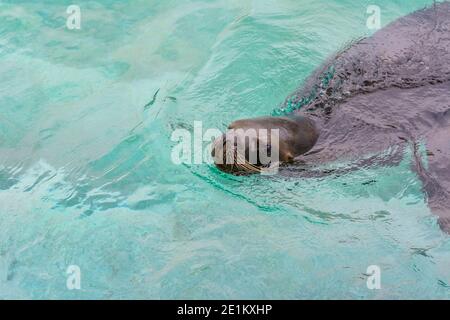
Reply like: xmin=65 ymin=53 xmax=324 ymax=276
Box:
xmin=211 ymin=115 xmax=319 ymax=174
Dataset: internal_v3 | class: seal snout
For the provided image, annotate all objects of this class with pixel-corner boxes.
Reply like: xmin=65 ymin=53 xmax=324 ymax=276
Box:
xmin=211 ymin=131 xmax=266 ymax=174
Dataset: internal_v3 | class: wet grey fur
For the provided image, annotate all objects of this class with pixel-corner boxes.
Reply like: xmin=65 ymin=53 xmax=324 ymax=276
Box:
xmin=284 ymin=2 xmax=450 ymax=232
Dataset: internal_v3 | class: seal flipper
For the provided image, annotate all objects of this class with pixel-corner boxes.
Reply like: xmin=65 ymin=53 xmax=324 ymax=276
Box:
xmin=413 ymin=123 xmax=450 ymax=233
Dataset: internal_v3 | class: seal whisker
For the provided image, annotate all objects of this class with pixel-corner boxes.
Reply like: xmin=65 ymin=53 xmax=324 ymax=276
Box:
xmin=235 ymin=152 xmax=261 ymax=173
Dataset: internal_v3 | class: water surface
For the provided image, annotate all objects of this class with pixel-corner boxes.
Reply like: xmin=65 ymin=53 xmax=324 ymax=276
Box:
xmin=1 ymin=0 xmax=449 ymax=299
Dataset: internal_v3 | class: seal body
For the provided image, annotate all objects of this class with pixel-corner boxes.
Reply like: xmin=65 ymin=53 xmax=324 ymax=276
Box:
xmin=212 ymin=2 xmax=450 ymax=232
xmin=287 ymin=2 xmax=450 ymax=231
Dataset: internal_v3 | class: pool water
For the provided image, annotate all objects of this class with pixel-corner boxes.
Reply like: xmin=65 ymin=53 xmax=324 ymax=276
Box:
xmin=1 ymin=0 xmax=450 ymax=299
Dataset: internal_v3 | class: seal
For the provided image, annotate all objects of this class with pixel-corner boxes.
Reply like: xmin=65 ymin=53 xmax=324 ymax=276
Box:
xmin=211 ymin=2 xmax=450 ymax=232
xmin=211 ymin=115 xmax=319 ymax=173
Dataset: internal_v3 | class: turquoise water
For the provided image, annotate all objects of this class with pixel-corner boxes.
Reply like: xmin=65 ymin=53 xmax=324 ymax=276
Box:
xmin=1 ymin=0 xmax=450 ymax=299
